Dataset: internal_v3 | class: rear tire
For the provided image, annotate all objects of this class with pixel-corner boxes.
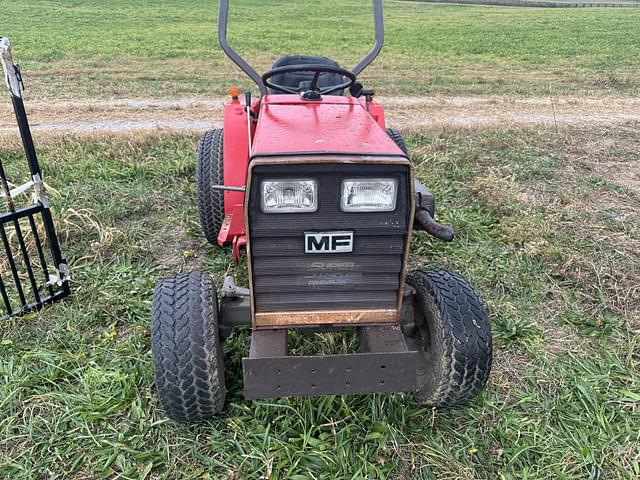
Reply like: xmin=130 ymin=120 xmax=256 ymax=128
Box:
xmin=405 ymin=269 xmax=492 ymax=406
xmin=386 ymin=128 xmax=408 ymax=155
xmin=151 ymin=272 xmax=226 ymax=421
xmin=196 ymin=129 xmax=225 ymax=245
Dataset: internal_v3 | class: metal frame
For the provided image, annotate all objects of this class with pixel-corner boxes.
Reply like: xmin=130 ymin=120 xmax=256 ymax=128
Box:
xmin=217 ymin=0 xmax=385 ymax=96
xmin=218 ymin=275 xmax=418 ymax=400
xmin=217 ymin=0 xmax=266 ymax=96
xmin=352 ymin=0 xmax=385 ymax=76
xmin=242 ymin=325 xmax=416 ymax=400
xmin=0 ymin=38 xmax=70 ymax=318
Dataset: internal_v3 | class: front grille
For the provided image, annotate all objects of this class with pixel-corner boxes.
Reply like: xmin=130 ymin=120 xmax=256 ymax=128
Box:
xmin=248 ymin=163 xmax=411 ymax=313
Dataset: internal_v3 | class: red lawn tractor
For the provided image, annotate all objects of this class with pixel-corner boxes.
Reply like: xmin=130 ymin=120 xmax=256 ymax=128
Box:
xmin=151 ymin=0 xmax=492 ymax=421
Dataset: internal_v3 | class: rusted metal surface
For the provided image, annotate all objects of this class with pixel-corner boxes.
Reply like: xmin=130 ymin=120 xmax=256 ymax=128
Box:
xmin=243 ymin=322 xmax=417 ymax=402
xmin=413 ymin=178 xmax=453 ymax=241
xmin=414 ymin=209 xmax=454 ymax=242
xmin=218 ymin=292 xmax=251 ymax=339
xmin=254 ymin=309 xmax=398 ymax=328
xmin=219 ymin=295 xmax=251 ymax=326
xmin=399 ymin=284 xmax=417 ymax=338
xmin=358 ymin=325 xmax=408 ymax=353
xmin=217 ymin=203 xmax=246 ymax=247
xmin=231 ymin=234 xmax=246 ymax=263
xmin=243 ymin=350 xmax=417 ymax=400
xmin=397 ymin=165 xmax=415 ymax=314
xmin=249 ymin=329 xmax=287 ymax=358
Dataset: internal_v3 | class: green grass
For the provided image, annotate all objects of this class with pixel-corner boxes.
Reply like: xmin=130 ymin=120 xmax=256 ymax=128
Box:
xmin=2 ymin=0 xmax=640 ymax=99
xmin=409 ymin=0 xmax=640 ymax=4
xmin=1 ymin=123 xmax=639 ymax=478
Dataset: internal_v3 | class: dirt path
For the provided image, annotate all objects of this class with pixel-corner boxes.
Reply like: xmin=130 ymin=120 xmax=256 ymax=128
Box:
xmin=1 ymin=95 xmax=639 ymax=139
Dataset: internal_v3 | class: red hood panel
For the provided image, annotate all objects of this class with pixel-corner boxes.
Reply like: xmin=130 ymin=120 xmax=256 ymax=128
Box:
xmin=251 ymin=95 xmax=404 ymax=157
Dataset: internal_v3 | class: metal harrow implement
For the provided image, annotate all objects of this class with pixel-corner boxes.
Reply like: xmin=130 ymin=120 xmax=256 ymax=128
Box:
xmin=0 ymin=38 xmax=69 ymax=318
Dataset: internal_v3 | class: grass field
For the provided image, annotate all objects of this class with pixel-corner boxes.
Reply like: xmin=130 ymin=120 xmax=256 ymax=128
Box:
xmin=1 ymin=0 xmax=639 ymax=478
xmin=2 ymin=0 xmax=640 ymax=99
xmin=1 ymin=123 xmax=638 ymax=478
xmin=409 ymin=0 xmax=640 ymax=5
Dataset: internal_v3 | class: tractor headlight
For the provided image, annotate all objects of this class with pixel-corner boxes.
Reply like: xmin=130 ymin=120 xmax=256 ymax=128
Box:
xmin=341 ymin=178 xmax=398 ymax=212
xmin=261 ymin=179 xmax=318 ymax=213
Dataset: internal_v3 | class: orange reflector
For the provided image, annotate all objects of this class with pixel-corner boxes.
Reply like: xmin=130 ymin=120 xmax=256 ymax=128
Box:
xmin=229 ymin=87 xmax=240 ymax=98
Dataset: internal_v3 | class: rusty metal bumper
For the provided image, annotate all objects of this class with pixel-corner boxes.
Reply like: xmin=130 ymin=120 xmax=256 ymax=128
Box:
xmin=242 ymin=326 xmax=417 ymax=400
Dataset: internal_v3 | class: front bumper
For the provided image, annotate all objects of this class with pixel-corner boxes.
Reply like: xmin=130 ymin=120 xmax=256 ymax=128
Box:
xmin=242 ymin=325 xmax=417 ymax=400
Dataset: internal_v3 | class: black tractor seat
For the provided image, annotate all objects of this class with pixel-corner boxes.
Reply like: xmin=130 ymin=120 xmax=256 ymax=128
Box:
xmin=268 ymin=55 xmax=346 ymax=96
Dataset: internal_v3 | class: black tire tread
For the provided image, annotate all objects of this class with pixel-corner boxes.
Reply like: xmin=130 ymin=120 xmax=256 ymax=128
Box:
xmin=151 ymin=272 xmax=226 ymax=420
xmin=407 ymin=268 xmax=492 ymax=406
xmin=196 ymin=129 xmax=225 ymax=245
xmin=386 ymin=128 xmax=408 ymax=155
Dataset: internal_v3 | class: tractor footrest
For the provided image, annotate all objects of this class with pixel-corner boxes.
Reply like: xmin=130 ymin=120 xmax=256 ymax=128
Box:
xmin=242 ymin=327 xmax=417 ymax=400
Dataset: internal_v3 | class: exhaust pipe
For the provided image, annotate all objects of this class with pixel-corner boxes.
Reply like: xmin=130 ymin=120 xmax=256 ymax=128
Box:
xmin=413 ymin=179 xmax=454 ymax=242
xmin=414 ymin=209 xmax=454 ymax=242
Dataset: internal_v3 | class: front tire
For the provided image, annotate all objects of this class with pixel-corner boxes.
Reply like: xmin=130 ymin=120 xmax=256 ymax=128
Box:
xmin=151 ymin=272 xmax=226 ymax=421
xmin=406 ymin=269 xmax=492 ymax=406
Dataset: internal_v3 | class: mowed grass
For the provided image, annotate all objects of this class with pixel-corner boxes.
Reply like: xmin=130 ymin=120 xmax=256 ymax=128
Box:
xmin=0 ymin=122 xmax=639 ymax=478
xmin=2 ymin=0 xmax=640 ymax=99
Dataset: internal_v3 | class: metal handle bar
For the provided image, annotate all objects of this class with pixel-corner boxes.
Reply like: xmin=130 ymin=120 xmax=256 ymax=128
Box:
xmin=0 ymin=38 xmax=24 ymax=98
xmin=217 ymin=0 xmax=384 ymax=97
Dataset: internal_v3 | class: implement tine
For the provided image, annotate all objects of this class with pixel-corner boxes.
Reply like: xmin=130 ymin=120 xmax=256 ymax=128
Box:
xmin=0 ymin=273 xmax=12 ymax=315
xmin=28 ymin=215 xmax=55 ymax=296
xmin=0 ymin=223 xmax=26 ymax=307
xmin=0 ymin=144 xmax=41 ymax=305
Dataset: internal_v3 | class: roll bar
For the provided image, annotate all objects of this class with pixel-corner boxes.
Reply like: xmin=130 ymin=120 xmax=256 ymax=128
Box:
xmin=217 ymin=0 xmax=384 ymax=97
xmin=352 ymin=0 xmax=385 ymax=77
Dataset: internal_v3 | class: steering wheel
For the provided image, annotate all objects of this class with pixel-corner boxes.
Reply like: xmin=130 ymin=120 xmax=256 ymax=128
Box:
xmin=262 ymin=64 xmax=357 ymax=95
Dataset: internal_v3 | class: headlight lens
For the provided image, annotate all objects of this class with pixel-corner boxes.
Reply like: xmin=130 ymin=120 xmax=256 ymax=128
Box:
xmin=261 ymin=179 xmax=318 ymax=213
xmin=341 ymin=178 xmax=398 ymax=212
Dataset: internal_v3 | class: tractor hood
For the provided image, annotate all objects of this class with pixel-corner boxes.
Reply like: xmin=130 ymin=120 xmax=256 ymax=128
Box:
xmin=251 ymin=95 xmax=406 ymax=158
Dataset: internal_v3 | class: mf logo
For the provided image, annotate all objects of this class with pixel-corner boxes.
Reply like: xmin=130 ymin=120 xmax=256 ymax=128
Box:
xmin=305 ymin=231 xmax=354 ymax=254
